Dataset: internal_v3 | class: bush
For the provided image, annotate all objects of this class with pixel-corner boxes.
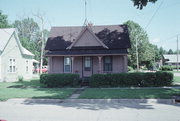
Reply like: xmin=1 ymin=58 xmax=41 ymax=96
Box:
xmin=89 ymin=72 xmax=174 ymax=87
xmin=40 ymin=73 xmax=80 ymax=88
xmin=128 ymin=66 xmax=134 ymax=72
xmin=159 ymin=65 xmax=173 ymax=71
xmin=18 ymin=76 xmax=24 ymax=82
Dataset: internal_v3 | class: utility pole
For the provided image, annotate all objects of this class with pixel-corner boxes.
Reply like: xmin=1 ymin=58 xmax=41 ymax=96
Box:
xmin=177 ymin=35 xmax=179 ymax=71
xmin=135 ymin=36 xmax=139 ymax=71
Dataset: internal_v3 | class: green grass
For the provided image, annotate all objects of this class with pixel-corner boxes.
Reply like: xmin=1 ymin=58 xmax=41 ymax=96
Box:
xmin=0 ymin=79 xmax=75 ymax=101
xmin=174 ymin=76 xmax=180 ymax=83
xmin=79 ymin=88 xmax=180 ymax=99
xmin=0 ymin=79 xmax=44 ymax=88
xmin=0 ymin=88 xmax=75 ymax=101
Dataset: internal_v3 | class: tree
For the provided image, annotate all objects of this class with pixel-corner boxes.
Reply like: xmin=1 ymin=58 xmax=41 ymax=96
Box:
xmin=159 ymin=47 xmax=167 ymax=55
xmin=124 ymin=20 xmax=156 ymax=69
xmin=13 ymin=18 xmax=41 ymax=61
xmin=167 ymin=49 xmax=174 ymax=54
xmin=131 ymin=0 xmax=157 ymax=10
xmin=0 ymin=10 xmax=11 ymax=28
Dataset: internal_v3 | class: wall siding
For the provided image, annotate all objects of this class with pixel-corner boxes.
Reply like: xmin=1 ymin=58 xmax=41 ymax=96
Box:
xmin=1 ymin=33 xmax=33 ymax=82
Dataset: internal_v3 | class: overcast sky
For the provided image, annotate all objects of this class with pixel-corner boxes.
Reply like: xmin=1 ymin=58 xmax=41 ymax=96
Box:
xmin=0 ymin=0 xmax=180 ymax=51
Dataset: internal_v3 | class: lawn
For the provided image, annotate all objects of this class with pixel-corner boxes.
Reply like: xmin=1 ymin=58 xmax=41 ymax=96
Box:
xmin=79 ymin=88 xmax=180 ymax=99
xmin=0 ymin=79 xmax=75 ymax=101
xmin=174 ymin=76 xmax=180 ymax=83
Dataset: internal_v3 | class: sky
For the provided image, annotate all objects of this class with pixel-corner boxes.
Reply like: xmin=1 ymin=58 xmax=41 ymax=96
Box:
xmin=0 ymin=0 xmax=180 ymax=51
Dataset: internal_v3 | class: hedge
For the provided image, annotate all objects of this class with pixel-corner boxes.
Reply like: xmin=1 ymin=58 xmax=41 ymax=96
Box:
xmin=40 ymin=73 xmax=80 ymax=88
xmin=159 ymin=65 xmax=173 ymax=71
xmin=89 ymin=71 xmax=174 ymax=87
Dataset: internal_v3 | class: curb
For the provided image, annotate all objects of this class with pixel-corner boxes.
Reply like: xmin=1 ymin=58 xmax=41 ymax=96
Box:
xmin=5 ymin=98 xmax=176 ymax=104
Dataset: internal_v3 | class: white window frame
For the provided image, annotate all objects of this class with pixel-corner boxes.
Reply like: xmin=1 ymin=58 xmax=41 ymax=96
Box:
xmin=9 ymin=58 xmax=16 ymax=73
xmin=64 ymin=57 xmax=71 ymax=73
xmin=26 ymin=60 xmax=28 ymax=72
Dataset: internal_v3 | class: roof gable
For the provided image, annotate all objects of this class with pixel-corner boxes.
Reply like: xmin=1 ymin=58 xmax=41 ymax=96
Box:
xmin=45 ymin=24 xmax=131 ymax=51
xmin=0 ymin=28 xmax=34 ymax=56
xmin=67 ymin=26 xmax=108 ymax=49
xmin=0 ymin=28 xmax=15 ymax=51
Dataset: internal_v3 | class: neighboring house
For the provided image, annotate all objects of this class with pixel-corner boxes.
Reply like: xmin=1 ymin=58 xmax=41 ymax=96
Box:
xmin=163 ymin=54 xmax=180 ymax=67
xmin=45 ymin=25 xmax=131 ymax=78
xmin=0 ymin=28 xmax=35 ymax=82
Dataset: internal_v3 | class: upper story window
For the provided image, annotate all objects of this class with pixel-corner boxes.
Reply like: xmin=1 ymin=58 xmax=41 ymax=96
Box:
xmin=64 ymin=57 xmax=71 ymax=73
xmin=103 ymin=56 xmax=112 ymax=72
xmin=9 ymin=59 xmax=16 ymax=73
xmin=84 ymin=57 xmax=91 ymax=71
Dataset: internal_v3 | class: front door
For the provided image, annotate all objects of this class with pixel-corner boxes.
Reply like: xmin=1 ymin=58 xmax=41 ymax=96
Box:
xmin=83 ymin=56 xmax=93 ymax=77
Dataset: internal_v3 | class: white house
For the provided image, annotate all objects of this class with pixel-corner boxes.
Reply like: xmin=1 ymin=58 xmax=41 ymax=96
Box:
xmin=0 ymin=28 xmax=35 ymax=82
xmin=163 ymin=54 xmax=180 ymax=67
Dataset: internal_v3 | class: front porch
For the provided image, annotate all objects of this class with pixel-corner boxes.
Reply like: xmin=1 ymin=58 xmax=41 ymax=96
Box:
xmin=48 ymin=55 xmax=128 ymax=78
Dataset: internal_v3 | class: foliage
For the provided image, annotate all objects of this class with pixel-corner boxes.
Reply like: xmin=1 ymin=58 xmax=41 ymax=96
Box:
xmin=159 ymin=65 xmax=173 ymax=71
xmin=167 ymin=49 xmax=174 ymax=54
xmin=89 ymin=72 xmax=174 ymax=87
xmin=124 ymin=20 xmax=161 ymax=69
xmin=0 ymin=10 xmax=11 ymax=28
xmin=128 ymin=66 xmax=134 ymax=71
xmin=18 ymin=76 xmax=24 ymax=82
xmin=131 ymin=0 xmax=158 ymax=10
xmin=40 ymin=74 xmax=80 ymax=88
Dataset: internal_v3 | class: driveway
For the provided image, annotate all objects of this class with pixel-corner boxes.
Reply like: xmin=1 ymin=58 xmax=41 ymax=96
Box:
xmin=0 ymin=99 xmax=180 ymax=121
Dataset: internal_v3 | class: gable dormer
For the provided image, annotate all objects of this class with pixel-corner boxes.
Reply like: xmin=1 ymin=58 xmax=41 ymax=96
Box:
xmin=67 ymin=26 xmax=108 ymax=49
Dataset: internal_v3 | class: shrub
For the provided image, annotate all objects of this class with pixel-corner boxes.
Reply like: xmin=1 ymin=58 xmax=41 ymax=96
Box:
xmin=128 ymin=66 xmax=134 ymax=72
xmin=89 ymin=72 xmax=174 ymax=87
xmin=18 ymin=76 xmax=24 ymax=82
xmin=40 ymin=73 xmax=80 ymax=88
xmin=159 ymin=65 xmax=173 ymax=71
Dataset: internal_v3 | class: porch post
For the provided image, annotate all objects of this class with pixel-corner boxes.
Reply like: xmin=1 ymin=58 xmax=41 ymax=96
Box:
xmin=48 ymin=57 xmax=52 ymax=73
xmin=71 ymin=56 xmax=74 ymax=73
xmin=98 ymin=56 xmax=102 ymax=73
xmin=123 ymin=55 xmax=128 ymax=72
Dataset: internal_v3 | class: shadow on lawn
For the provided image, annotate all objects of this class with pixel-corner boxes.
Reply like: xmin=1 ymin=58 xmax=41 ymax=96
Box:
xmin=21 ymin=88 xmax=180 ymax=110
xmin=7 ymin=79 xmax=46 ymax=88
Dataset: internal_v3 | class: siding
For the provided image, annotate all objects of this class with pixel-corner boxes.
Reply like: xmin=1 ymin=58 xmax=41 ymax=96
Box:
xmin=1 ymin=33 xmax=33 ymax=82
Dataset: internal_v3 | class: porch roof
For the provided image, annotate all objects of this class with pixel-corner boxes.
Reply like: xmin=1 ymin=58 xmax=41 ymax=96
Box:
xmin=45 ymin=49 xmax=128 ymax=56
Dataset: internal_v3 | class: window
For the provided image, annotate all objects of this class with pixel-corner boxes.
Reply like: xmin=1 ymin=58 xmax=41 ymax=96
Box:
xmin=64 ymin=57 xmax=71 ymax=73
xmin=103 ymin=56 xmax=112 ymax=72
xmin=9 ymin=59 xmax=16 ymax=73
xmin=26 ymin=60 xmax=28 ymax=72
xmin=84 ymin=57 xmax=91 ymax=71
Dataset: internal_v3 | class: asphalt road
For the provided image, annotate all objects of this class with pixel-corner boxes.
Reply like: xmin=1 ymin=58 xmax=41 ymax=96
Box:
xmin=0 ymin=99 xmax=180 ymax=121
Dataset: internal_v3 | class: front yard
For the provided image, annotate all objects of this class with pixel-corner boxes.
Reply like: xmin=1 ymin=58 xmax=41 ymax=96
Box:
xmin=0 ymin=80 xmax=75 ymax=101
xmin=79 ymin=88 xmax=180 ymax=99
xmin=0 ymin=78 xmax=180 ymax=101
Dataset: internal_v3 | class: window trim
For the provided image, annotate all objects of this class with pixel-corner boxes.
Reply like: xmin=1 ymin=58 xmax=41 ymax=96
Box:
xmin=103 ymin=56 xmax=112 ymax=72
xmin=9 ymin=58 xmax=16 ymax=73
xmin=64 ymin=57 xmax=72 ymax=73
xmin=84 ymin=56 xmax=92 ymax=71
xmin=26 ymin=60 xmax=29 ymax=72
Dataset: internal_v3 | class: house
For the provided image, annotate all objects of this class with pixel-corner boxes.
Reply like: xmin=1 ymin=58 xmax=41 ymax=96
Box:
xmin=163 ymin=54 xmax=179 ymax=68
xmin=45 ymin=24 xmax=131 ymax=78
xmin=0 ymin=28 xmax=36 ymax=82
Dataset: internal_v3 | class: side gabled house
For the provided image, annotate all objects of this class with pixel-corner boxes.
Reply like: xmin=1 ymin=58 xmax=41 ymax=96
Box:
xmin=45 ymin=24 xmax=131 ymax=78
xmin=0 ymin=28 xmax=35 ymax=82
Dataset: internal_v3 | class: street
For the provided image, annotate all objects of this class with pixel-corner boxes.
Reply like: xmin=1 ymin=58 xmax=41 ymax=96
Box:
xmin=0 ymin=99 xmax=180 ymax=121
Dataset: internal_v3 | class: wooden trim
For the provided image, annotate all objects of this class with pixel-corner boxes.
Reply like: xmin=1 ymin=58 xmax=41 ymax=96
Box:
xmin=45 ymin=54 xmax=127 ymax=57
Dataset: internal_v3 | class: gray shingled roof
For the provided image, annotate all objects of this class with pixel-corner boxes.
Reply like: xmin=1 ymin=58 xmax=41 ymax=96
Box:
xmin=45 ymin=25 xmax=131 ymax=56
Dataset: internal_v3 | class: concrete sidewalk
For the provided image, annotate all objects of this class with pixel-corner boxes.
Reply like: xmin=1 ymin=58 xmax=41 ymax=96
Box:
xmin=0 ymin=98 xmax=180 ymax=121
